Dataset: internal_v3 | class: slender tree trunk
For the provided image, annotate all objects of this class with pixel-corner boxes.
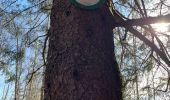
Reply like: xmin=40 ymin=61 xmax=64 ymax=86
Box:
xmin=44 ymin=1 xmax=122 ymax=100
xmin=15 ymin=34 xmax=19 ymax=100
xmin=40 ymin=78 xmax=44 ymax=100
xmin=4 ymin=84 xmax=10 ymax=100
xmin=133 ymin=36 xmax=139 ymax=100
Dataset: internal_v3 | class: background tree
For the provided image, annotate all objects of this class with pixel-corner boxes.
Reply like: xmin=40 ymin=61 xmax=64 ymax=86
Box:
xmin=0 ymin=0 xmax=51 ymax=99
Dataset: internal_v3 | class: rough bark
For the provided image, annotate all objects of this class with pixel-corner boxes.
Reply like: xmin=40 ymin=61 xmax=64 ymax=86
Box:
xmin=44 ymin=1 xmax=122 ymax=100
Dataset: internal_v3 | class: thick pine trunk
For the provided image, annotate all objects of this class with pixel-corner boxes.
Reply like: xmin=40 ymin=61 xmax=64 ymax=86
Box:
xmin=44 ymin=1 xmax=122 ymax=100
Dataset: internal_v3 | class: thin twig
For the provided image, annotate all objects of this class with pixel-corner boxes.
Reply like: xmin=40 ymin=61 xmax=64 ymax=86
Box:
xmin=26 ymin=65 xmax=44 ymax=85
xmin=28 ymin=34 xmax=46 ymax=46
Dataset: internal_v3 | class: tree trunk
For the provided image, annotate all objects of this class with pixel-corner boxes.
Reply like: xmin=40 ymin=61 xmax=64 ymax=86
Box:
xmin=44 ymin=1 xmax=122 ymax=100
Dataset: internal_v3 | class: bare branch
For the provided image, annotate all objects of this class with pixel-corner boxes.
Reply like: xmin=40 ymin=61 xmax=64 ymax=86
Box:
xmin=114 ymin=14 xmax=170 ymax=27
xmin=28 ymin=34 xmax=46 ymax=46
xmin=127 ymin=27 xmax=170 ymax=68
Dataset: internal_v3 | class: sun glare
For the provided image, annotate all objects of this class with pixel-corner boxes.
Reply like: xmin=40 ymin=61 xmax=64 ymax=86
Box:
xmin=152 ymin=23 xmax=169 ymax=33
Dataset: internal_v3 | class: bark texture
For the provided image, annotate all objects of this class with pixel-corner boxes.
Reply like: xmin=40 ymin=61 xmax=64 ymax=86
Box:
xmin=44 ymin=0 xmax=122 ymax=100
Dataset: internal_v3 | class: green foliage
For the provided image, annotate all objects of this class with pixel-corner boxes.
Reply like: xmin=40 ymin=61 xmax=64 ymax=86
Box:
xmin=143 ymin=59 xmax=153 ymax=72
xmin=5 ymin=73 xmax=15 ymax=83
